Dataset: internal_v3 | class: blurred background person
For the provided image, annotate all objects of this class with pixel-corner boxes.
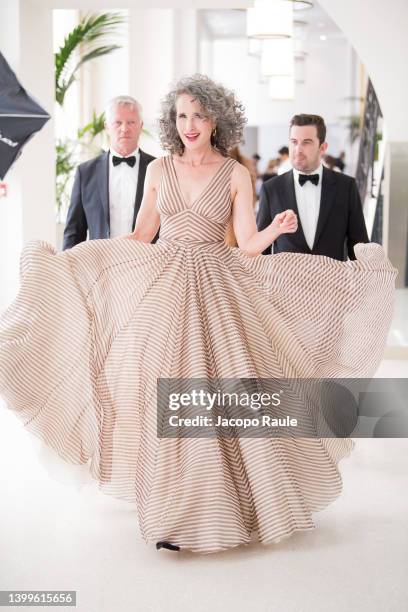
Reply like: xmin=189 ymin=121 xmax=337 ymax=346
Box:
xmin=251 ymin=152 xmax=261 ymax=177
xmin=225 ymin=145 xmax=257 ymax=246
xmin=277 ymin=145 xmax=292 ymax=175
xmin=334 ymin=150 xmax=346 ymax=172
xmin=262 ymin=158 xmax=279 ymax=182
xmin=323 ymin=154 xmax=342 ymax=172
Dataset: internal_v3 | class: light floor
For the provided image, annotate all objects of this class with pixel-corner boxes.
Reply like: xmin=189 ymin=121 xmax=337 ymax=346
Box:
xmin=0 ymin=358 xmax=406 ymax=612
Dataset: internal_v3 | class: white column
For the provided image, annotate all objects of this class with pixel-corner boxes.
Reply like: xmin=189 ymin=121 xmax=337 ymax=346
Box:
xmin=383 ymin=143 xmax=408 ymax=288
xmin=128 ymin=8 xmax=198 ymax=157
xmin=198 ymin=12 xmax=214 ymax=75
xmin=80 ymin=8 xmax=130 ymax=139
xmin=172 ymin=9 xmax=199 ymax=80
xmin=0 ymin=0 xmax=55 ymax=309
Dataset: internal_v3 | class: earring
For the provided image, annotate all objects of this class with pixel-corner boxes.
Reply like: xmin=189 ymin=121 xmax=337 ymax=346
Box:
xmin=212 ymin=127 xmax=217 ymax=138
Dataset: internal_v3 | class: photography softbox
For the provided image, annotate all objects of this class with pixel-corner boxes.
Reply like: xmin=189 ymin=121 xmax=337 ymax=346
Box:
xmin=0 ymin=51 xmax=50 ymax=180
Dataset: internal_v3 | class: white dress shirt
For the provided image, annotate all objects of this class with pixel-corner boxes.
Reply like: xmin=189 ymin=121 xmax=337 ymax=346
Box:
xmin=292 ymin=163 xmax=323 ymax=251
xmin=108 ymin=147 xmax=140 ymax=237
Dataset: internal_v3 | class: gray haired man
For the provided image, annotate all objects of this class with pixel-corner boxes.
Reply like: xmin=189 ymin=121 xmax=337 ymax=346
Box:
xmin=63 ymin=95 xmax=156 ymax=249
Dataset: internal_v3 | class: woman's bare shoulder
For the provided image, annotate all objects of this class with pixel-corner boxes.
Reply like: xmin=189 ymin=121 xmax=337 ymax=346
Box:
xmin=148 ymin=157 xmax=165 ymax=171
xmin=146 ymin=157 xmax=166 ymax=185
xmin=231 ymin=158 xmax=251 ymax=182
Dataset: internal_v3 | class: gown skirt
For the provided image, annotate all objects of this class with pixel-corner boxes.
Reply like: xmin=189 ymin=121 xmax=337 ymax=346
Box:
xmin=0 ymin=156 xmax=397 ymax=553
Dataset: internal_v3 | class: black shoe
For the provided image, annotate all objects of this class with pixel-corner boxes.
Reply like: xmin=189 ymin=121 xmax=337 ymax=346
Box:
xmin=156 ymin=541 xmax=180 ymax=551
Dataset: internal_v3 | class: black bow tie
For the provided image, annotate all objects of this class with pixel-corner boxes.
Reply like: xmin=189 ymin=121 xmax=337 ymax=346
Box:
xmin=112 ymin=155 xmax=136 ymax=168
xmin=298 ymin=173 xmax=319 ymax=186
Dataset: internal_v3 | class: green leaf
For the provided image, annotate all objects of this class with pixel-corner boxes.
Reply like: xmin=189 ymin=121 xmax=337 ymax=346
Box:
xmin=55 ymin=11 xmax=126 ymax=105
xmin=77 ymin=111 xmax=106 ymax=139
xmin=71 ymin=45 xmax=121 ymax=74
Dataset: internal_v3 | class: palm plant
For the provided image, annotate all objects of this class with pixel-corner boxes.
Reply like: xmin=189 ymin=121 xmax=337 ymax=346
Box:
xmin=77 ymin=110 xmax=106 ymax=141
xmin=77 ymin=110 xmax=107 ymax=157
xmin=56 ymin=139 xmax=77 ymax=222
xmin=55 ymin=12 xmax=125 ymax=106
xmin=340 ymin=96 xmax=364 ymax=145
xmin=340 ymin=115 xmax=362 ymax=145
xmin=55 ymin=12 xmax=126 ymax=219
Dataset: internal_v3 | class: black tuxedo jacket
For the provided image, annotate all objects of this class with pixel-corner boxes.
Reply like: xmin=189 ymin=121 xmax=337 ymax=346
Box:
xmin=256 ymin=167 xmax=369 ymax=260
xmin=63 ymin=149 xmax=156 ymax=250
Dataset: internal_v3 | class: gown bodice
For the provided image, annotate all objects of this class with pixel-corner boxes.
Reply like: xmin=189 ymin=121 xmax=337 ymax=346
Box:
xmin=157 ymin=155 xmax=237 ymax=245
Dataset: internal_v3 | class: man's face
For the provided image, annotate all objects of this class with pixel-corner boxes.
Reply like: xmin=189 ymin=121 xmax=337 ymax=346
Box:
xmin=105 ymin=104 xmax=143 ymax=156
xmin=289 ymin=124 xmax=328 ymax=173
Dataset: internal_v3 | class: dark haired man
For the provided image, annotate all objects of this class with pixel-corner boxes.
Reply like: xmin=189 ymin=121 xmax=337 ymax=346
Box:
xmin=257 ymin=114 xmax=369 ymax=260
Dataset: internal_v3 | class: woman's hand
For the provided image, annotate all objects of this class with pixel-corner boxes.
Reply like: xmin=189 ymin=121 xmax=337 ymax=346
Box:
xmin=271 ymin=209 xmax=298 ymax=237
xmin=231 ymin=165 xmax=298 ymax=256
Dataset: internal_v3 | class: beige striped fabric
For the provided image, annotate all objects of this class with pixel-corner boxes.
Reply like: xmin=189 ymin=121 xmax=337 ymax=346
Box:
xmin=0 ymin=154 xmax=398 ymax=554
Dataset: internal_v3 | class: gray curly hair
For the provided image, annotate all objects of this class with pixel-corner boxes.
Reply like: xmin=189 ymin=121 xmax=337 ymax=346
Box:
xmin=158 ymin=74 xmax=247 ymax=156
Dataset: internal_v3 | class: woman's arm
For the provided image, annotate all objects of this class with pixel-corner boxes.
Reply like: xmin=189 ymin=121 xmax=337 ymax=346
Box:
xmin=123 ymin=158 xmax=162 ymax=242
xmin=231 ymin=163 xmax=297 ymax=256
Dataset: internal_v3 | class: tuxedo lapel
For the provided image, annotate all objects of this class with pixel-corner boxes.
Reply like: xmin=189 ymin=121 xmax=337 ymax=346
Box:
xmin=96 ymin=151 xmax=110 ymax=231
xmin=132 ymin=150 xmax=148 ymax=231
xmin=279 ymin=170 xmax=311 ymax=252
xmin=312 ymin=167 xmax=337 ymax=250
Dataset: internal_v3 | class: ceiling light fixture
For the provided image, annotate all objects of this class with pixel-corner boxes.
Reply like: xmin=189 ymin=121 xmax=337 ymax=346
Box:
xmin=288 ymin=0 xmax=314 ymax=10
xmin=247 ymin=0 xmax=293 ymax=39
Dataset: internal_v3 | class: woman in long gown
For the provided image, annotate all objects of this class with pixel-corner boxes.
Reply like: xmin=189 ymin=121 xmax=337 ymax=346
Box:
xmin=0 ymin=74 xmax=397 ymax=555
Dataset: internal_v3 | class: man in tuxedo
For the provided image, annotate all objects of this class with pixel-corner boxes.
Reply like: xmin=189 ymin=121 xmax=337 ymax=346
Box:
xmin=256 ymin=114 xmax=369 ymax=260
xmin=63 ymin=95 xmax=156 ymax=250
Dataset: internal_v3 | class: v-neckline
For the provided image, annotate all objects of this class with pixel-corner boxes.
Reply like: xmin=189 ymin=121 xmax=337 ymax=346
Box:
xmin=170 ymin=155 xmax=231 ymax=210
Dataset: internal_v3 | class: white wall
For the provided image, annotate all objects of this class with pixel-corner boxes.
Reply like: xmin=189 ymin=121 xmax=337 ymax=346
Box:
xmin=319 ymin=0 xmax=408 ymax=142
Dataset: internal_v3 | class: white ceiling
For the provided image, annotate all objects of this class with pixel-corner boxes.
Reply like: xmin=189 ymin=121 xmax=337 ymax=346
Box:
xmin=201 ymin=2 xmax=346 ymax=47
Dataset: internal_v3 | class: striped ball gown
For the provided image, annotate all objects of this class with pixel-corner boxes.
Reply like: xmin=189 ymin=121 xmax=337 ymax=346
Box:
xmin=0 ymin=155 xmax=397 ymax=554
